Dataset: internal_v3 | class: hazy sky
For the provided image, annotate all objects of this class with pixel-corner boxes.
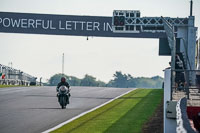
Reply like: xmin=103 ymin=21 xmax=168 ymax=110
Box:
xmin=0 ymin=0 xmax=200 ymax=82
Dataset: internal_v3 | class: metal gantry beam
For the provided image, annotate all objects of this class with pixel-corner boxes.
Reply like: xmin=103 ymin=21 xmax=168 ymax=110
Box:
xmin=112 ymin=10 xmax=188 ymax=33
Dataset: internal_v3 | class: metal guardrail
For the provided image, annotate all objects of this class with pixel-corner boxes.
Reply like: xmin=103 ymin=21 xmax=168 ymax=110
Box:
xmin=176 ymin=98 xmax=196 ymax=133
xmin=0 ymin=64 xmax=37 ymax=85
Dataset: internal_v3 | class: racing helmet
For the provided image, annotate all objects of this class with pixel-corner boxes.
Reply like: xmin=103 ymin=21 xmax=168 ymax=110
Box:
xmin=61 ymin=77 xmax=66 ymax=82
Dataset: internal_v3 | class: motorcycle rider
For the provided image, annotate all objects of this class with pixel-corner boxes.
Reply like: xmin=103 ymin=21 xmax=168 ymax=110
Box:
xmin=56 ymin=77 xmax=70 ymax=91
xmin=56 ymin=77 xmax=70 ymax=103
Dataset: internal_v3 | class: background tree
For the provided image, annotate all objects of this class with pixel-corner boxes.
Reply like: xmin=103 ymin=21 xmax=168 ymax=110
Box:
xmin=67 ymin=76 xmax=81 ymax=86
xmin=112 ymin=71 xmax=128 ymax=88
xmin=48 ymin=73 xmax=66 ymax=86
xmin=127 ymin=74 xmax=136 ymax=88
xmin=80 ymin=74 xmax=98 ymax=86
xmin=47 ymin=72 xmax=163 ymax=88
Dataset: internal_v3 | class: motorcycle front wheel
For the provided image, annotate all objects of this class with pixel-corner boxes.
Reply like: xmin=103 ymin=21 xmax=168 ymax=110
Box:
xmin=61 ymin=96 xmax=66 ymax=109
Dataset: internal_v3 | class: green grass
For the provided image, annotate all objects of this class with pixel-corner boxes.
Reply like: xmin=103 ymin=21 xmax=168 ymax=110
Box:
xmin=52 ymin=89 xmax=163 ymax=133
xmin=0 ymin=85 xmax=29 ymax=88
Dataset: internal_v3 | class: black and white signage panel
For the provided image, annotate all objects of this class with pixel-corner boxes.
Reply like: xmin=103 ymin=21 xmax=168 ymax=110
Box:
xmin=0 ymin=12 xmax=166 ymax=38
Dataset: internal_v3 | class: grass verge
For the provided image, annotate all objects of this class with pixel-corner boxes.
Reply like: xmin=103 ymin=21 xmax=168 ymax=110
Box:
xmin=52 ymin=89 xmax=163 ymax=133
xmin=0 ymin=85 xmax=29 ymax=88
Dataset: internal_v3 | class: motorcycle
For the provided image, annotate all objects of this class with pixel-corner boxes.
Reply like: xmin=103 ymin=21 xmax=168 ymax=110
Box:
xmin=57 ymin=85 xmax=70 ymax=109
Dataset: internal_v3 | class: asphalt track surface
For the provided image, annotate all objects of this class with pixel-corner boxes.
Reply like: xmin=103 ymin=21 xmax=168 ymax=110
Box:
xmin=0 ymin=86 xmax=134 ymax=133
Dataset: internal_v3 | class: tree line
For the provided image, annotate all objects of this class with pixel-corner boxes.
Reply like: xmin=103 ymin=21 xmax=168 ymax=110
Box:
xmin=47 ymin=71 xmax=163 ymax=88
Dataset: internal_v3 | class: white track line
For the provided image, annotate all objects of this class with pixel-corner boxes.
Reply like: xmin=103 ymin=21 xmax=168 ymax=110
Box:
xmin=42 ymin=88 xmax=136 ymax=133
